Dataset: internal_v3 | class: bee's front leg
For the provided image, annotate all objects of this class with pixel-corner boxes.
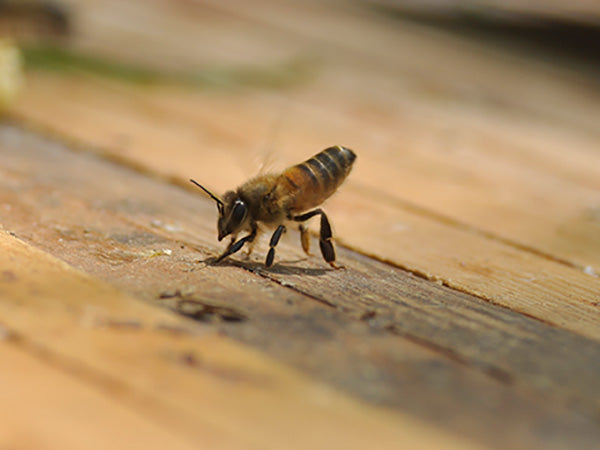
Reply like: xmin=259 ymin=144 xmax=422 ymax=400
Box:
xmin=216 ymin=226 xmax=257 ymax=263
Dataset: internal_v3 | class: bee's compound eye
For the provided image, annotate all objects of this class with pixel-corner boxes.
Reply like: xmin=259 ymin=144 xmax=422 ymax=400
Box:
xmin=231 ymin=199 xmax=247 ymax=224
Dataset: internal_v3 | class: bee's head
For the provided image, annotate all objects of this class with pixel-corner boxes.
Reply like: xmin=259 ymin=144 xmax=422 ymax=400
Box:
xmin=217 ymin=191 xmax=248 ymax=241
xmin=189 ymin=180 xmax=248 ymax=241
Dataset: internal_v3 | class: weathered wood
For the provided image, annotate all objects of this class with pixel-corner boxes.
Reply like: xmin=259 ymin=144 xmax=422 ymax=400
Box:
xmin=3 ymin=0 xmax=600 ymax=448
xmin=1 ymin=124 xmax=599 ymax=449
xmin=6 ymin=3 xmax=598 ymax=340
xmin=11 ymin=71 xmax=600 ymax=341
xmin=0 ymin=344 xmax=201 ymax=450
xmin=1 ymin=229 xmax=479 ymax=450
xmin=365 ymin=0 xmax=600 ymax=24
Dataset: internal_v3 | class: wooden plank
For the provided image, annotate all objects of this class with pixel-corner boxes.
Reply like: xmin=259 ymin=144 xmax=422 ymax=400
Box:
xmin=50 ymin=0 xmax=311 ymax=72
xmin=3 ymin=1 xmax=600 ymax=446
xmin=12 ymin=0 xmax=600 ymax=272
xmin=43 ymin=0 xmax=600 ymax=137
xmin=10 ymin=72 xmax=600 ymax=342
xmin=0 ymin=343 xmax=201 ymax=450
xmin=5 ymin=0 xmax=598 ymax=311
xmin=1 ymin=124 xmax=600 ymax=449
xmin=174 ymin=0 xmax=600 ymax=272
xmin=364 ymin=0 xmax=600 ymax=24
xmin=0 ymin=229 xmax=480 ymax=450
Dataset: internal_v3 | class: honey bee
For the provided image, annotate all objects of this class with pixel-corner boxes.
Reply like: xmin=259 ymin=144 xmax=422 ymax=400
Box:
xmin=190 ymin=145 xmax=356 ymax=268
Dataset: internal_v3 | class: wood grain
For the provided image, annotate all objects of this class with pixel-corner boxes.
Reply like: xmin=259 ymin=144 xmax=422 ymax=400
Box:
xmin=0 ymin=344 xmax=200 ymax=450
xmin=1 ymin=124 xmax=599 ymax=449
xmin=0 ymin=228 xmax=480 ymax=450
xmin=11 ymin=70 xmax=600 ymax=341
xmin=2 ymin=0 xmax=599 ymax=448
xmin=364 ymin=0 xmax=600 ymax=24
xmin=8 ymin=1 xmax=600 ymax=336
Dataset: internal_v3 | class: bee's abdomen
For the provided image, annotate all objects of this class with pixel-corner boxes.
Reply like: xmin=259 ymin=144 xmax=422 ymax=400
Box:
xmin=282 ymin=145 xmax=356 ymax=213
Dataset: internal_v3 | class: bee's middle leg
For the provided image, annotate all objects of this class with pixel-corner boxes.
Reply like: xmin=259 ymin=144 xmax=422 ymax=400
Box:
xmin=266 ymin=225 xmax=286 ymax=267
xmin=244 ymin=239 xmax=256 ymax=258
xmin=244 ymin=229 xmax=261 ymax=258
xmin=298 ymin=224 xmax=311 ymax=255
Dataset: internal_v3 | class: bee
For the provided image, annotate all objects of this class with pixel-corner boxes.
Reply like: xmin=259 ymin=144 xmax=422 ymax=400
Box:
xmin=190 ymin=145 xmax=356 ymax=268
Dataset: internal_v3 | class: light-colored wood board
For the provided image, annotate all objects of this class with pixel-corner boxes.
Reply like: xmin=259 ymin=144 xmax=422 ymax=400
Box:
xmin=178 ymin=0 xmax=600 ymax=272
xmin=0 ymin=343 xmax=202 ymax=450
xmin=2 ymin=2 xmax=599 ymax=448
xmin=53 ymin=0 xmax=600 ymax=136
xmin=191 ymin=0 xmax=600 ymax=135
xmin=9 ymin=73 xmax=600 ymax=342
xmin=127 ymin=76 xmax=600 ymax=271
xmin=0 ymin=230 xmax=478 ymax=450
xmin=329 ymin=188 xmax=600 ymax=337
xmin=7 ymin=2 xmax=599 ymax=271
xmin=54 ymin=0 xmax=313 ymax=72
xmin=2 ymin=124 xmax=600 ymax=450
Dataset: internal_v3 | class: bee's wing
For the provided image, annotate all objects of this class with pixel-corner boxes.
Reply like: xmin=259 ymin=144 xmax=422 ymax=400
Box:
xmin=255 ymin=146 xmax=277 ymax=175
xmin=229 ymin=97 xmax=291 ymax=177
xmin=255 ymin=99 xmax=292 ymax=175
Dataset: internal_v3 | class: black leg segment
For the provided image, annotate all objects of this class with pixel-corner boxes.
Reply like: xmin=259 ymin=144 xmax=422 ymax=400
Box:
xmin=318 ymin=212 xmax=335 ymax=264
xmin=266 ymin=225 xmax=286 ymax=267
xmin=216 ymin=226 xmax=257 ymax=263
xmin=293 ymin=209 xmax=338 ymax=267
xmin=293 ymin=209 xmax=322 ymax=222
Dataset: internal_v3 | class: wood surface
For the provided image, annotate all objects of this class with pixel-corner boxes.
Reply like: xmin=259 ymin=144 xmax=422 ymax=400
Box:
xmin=365 ymin=0 xmax=600 ymax=24
xmin=3 ymin=229 xmax=477 ymax=450
xmin=1 ymin=0 xmax=599 ymax=449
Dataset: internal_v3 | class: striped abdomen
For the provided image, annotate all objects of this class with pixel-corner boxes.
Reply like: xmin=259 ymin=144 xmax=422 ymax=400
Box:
xmin=281 ymin=145 xmax=356 ymax=213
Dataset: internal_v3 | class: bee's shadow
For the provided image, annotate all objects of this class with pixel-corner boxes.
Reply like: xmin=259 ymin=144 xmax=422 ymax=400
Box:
xmin=201 ymin=256 xmax=333 ymax=277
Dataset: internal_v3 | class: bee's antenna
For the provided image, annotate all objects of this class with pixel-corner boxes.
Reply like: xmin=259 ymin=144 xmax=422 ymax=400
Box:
xmin=189 ymin=179 xmax=224 ymax=209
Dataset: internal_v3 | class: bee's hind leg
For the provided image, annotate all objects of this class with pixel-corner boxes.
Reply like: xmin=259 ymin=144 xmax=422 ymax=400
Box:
xmin=317 ymin=211 xmax=344 ymax=269
xmin=293 ymin=209 xmax=343 ymax=269
xmin=266 ymin=225 xmax=286 ymax=268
